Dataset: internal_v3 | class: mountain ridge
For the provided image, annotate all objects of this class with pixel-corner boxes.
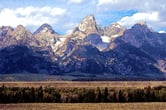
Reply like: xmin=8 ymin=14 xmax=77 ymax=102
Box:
xmin=0 ymin=15 xmax=166 ymax=80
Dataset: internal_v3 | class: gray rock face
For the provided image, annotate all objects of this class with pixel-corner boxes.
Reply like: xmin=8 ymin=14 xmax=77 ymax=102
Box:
xmin=77 ymin=15 xmax=99 ymax=35
xmin=0 ymin=15 xmax=166 ymax=80
xmin=72 ymin=15 xmax=104 ymax=40
xmin=84 ymin=34 xmax=103 ymax=45
xmin=0 ymin=26 xmax=14 ymax=39
xmin=0 ymin=25 xmax=59 ymax=74
xmin=104 ymin=22 xmax=125 ymax=38
xmin=33 ymin=23 xmax=57 ymax=35
xmin=117 ymin=23 xmax=166 ymax=73
xmin=120 ymin=23 xmax=153 ymax=47
xmin=0 ymin=25 xmax=35 ymax=47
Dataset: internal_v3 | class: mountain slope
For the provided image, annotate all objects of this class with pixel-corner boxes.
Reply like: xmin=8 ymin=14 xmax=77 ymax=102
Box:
xmin=117 ymin=23 xmax=166 ymax=73
xmin=0 ymin=45 xmax=59 ymax=74
xmin=0 ymin=15 xmax=166 ymax=80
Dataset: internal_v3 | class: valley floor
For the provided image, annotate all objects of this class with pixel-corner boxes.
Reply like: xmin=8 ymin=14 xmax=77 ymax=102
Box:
xmin=1 ymin=103 xmax=166 ymax=110
xmin=1 ymin=81 xmax=166 ymax=88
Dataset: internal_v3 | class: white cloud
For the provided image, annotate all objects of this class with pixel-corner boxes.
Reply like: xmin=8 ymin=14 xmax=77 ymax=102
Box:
xmin=15 ymin=6 xmax=66 ymax=17
xmin=68 ymin=0 xmax=84 ymax=4
xmin=97 ymin=0 xmax=117 ymax=6
xmin=97 ymin=0 xmax=142 ymax=11
xmin=0 ymin=6 xmax=66 ymax=32
xmin=159 ymin=31 xmax=166 ymax=33
xmin=0 ymin=1 xmax=165 ymax=33
xmin=97 ymin=0 xmax=166 ymax=32
xmin=117 ymin=12 xmax=159 ymax=28
xmin=97 ymin=0 xmax=165 ymax=11
xmin=50 ymin=7 xmax=66 ymax=16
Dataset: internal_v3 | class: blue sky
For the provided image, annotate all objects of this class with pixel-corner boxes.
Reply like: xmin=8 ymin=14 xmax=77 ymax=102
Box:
xmin=0 ymin=0 xmax=166 ymax=34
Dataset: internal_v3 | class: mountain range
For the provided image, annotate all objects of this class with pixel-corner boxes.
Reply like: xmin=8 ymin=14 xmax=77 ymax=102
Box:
xmin=0 ymin=15 xmax=166 ymax=80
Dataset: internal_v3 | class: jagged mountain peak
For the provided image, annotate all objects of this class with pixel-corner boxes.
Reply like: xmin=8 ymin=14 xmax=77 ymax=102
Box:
xmin=81 ymin=14 xmax=95 ymax=22
xmin=104 ymin=22 xmax=126 ymax=38
xmin=0 ymin=15 xmax=166 ymax=79
xmin=0 ymin=26 xmax=14 ymax=31
xmin=12 ymin=25 xmax=32 ymax=36
xmin=33 ymin=23 xmax=57 ymax=35
xmin=131 ymin=22 xmax=152 ymax=33
xmin=71 ymin=15 xmax=102 ymax=40
xmin=110 ymin=22 xmax=124 ymax=28
xmin=0 ymin=24 xmax=33 ymax=48
xmin=0 ymin=26 xmax=14 ymax=38
xmin=15 ymin=25 xmax=26 ymax=31
xmin=137 ymin=21 xmax=147 ymax=26
xmin=77 ymin=14 xmax=99 ymax=34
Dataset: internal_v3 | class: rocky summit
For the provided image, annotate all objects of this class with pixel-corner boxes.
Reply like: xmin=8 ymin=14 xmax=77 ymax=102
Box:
xmin=0 ymin=15 xmax=166 ymax=80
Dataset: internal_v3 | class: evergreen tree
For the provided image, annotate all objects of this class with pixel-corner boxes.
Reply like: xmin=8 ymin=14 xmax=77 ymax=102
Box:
xmin=102 ymin=87 xmax=109 ymax=102
xmin=95 ymin=87 xmax=102 ymax=102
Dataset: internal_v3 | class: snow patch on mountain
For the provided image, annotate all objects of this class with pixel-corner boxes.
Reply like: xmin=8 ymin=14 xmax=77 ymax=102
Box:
xmin=101 ymin=35 xmax=110 ymax=43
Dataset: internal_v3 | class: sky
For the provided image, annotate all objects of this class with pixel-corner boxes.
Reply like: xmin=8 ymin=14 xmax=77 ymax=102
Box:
xmin=0 ymin=0 xmax=166 ymax=34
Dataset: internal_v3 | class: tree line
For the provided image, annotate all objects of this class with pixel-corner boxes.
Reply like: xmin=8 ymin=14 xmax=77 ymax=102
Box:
xmin=0 ymin=85 xmax=166 ymax=103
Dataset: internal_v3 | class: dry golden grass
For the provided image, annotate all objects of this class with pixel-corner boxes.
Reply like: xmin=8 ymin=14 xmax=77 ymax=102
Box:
xmin=0 ymin=103 xmax=166 ymax=110
xmin=1 ymin=82 xmax=166 ymax=110
xmin=0 ymin=81 xmax=166 ymax=88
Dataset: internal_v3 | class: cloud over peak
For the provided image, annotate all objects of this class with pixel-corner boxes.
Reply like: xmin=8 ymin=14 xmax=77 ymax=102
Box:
xmin=0 ymin=6 xmax=66 ymax=32
xmin=0 ymin=0 xmax=166 ymax=33
xmin=118 ymin=12 xmax=159 ymax=28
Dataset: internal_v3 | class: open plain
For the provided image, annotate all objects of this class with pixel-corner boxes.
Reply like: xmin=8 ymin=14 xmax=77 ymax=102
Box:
xmin=1 ymin=103 xmax=166 ymax=110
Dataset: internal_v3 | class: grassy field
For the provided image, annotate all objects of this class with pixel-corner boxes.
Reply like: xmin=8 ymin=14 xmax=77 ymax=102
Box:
xmin=0 ymin=103 xmax=166 ymax=110
xmin=1 ymin=82 xmax=166 ymax=109
xmin=0 ymin=81 xmax=166 ymax=89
